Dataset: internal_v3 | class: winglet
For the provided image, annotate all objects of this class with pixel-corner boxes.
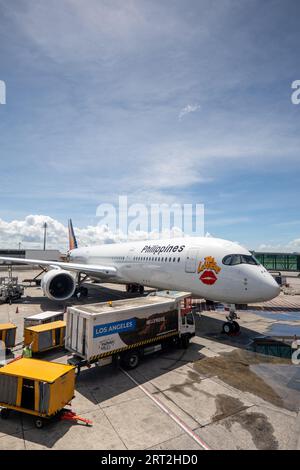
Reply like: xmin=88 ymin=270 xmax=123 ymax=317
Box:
xmin=68 ymin=219 xmax=78 ymax=251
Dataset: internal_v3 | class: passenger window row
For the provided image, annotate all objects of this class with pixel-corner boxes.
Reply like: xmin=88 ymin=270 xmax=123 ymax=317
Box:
xmin=133 ymin=256 xmax=181 ymax=263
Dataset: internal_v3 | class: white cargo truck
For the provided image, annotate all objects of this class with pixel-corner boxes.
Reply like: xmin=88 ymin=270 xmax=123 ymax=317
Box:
xmin=65 ymin=291 xmax=195 ymax=372
xmin=24 ymin=311 xmax=64 ymax=328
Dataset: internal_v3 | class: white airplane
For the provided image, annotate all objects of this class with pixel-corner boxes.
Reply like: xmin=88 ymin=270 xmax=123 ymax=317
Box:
xmin=0 ymin=220 xmax=279 ymax=333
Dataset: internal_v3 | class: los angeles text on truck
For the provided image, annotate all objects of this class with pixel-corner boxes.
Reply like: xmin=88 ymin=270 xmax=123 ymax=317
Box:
xmin=65 ymin=291 xmax=195 ymax=372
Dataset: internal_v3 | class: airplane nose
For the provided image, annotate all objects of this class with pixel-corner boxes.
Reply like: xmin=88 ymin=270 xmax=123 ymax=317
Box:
xmin=260 ymin=275 xmax=280 ymax=301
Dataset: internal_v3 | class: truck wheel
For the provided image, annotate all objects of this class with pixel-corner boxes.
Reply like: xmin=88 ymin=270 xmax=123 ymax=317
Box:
xmin=0 ymin=408 xmax=10 ymax=419
xmin=181 ymin=336 xmax=190 ymax=349
xmin=35 ymin=418 xmax=44 ymax=429
xmin=121 ymin=351 xmax=140 ymax=369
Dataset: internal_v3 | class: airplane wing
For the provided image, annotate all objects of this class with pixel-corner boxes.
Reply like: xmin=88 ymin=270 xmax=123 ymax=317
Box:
xmin=0 ymin=257 xmax=117 ymax=277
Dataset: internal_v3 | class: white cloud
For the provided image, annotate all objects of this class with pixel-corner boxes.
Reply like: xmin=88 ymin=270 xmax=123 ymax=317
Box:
xmin=178 ymin=104 xmax=200 ymax=121
xmin=0 ymin=215 xmax=185 ymax=251
xmin=0 ymin=215 xmax=67 ymax=249
xmin=258 ymin=239 xmax=300 ymax=253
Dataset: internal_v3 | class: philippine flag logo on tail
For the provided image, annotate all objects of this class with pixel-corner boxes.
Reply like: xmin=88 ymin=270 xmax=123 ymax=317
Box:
xmin=68 ymin=219 xmax=78 ymax=251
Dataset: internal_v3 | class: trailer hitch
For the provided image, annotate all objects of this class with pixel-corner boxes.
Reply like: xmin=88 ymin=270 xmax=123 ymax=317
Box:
xmin=60 ymin=409 xmax=93 ymax=426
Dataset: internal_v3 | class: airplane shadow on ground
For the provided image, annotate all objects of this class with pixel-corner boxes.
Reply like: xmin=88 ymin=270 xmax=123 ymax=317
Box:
xmin=73 ymin=311 xmax=268 ymax=412
xmin=195 ymin=314 xmax=262 ymax=350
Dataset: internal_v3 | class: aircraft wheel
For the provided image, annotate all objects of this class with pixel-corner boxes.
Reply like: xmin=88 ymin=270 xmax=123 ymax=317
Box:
xmin=232 ymin=321 xmax=240 ymax=333
xmin=222 ymin=322 xmax=234 ymax=334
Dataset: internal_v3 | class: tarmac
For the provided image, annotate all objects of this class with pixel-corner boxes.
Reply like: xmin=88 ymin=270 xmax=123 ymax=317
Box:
xmin=0 ymin=268 xmax=300 ymax=450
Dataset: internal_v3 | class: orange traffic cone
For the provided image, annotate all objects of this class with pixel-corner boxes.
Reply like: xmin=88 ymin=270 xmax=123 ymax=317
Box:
xmin=15 ymin=307 xmax=19 ymax=314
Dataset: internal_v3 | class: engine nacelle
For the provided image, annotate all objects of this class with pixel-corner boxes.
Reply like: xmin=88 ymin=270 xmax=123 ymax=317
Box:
xmin=41 ymin=269 xmax=76 ymax=301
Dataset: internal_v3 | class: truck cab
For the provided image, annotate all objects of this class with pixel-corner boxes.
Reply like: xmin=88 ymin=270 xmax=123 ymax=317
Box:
xmin=178 ymin=296 xmax=196 ymax=348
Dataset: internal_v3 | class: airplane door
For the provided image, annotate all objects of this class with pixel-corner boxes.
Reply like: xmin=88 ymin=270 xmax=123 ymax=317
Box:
xmin=185 ymin=248 xmax=199 ymax=273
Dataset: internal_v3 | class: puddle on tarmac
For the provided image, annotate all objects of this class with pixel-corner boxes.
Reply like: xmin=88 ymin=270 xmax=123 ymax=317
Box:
xmin=213 ymin=394 xmax=278 ymax=449
xmin=212 ymin=394 xmax=247 ymax=422
xmin=193 ymin=349 xmax=300 ymax=411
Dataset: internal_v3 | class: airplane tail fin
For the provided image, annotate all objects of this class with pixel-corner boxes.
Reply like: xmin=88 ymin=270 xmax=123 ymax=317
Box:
xmin=68 ymin=219 xmax=78 ymax=251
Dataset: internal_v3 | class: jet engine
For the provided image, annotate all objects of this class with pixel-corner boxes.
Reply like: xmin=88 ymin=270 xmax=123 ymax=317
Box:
xmin=41 ymin=269 xmax=76 ymax=301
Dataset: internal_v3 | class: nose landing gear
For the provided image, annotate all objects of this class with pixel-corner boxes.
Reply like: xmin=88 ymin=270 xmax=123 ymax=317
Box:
xmin=222 ymin=306 xmax=240 ymax=335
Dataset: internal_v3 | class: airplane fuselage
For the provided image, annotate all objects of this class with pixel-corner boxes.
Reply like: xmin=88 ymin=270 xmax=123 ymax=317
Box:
xmin=69 ymin=236 xmax=280 ymax=304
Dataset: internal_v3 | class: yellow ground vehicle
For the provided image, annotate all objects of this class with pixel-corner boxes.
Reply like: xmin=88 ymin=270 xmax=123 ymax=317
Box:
xmin=24 ymin=320 xmax=66 ymax=354
xmin=0 ymin=323 xmax=17 ymax=351
xmin=0 ymin=358 xmax=75 ymax=428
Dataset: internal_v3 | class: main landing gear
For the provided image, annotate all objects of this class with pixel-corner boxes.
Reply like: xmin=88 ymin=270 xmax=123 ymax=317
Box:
xmin=222 ymin=306 xmax=240 ymax=335
xmin=75 ymin=286 xmax=89 ymax=298
xmin=126 ymin=284 xmax=144 ymax=294
xmin=74 ymin=273 xmax=89 ymax=299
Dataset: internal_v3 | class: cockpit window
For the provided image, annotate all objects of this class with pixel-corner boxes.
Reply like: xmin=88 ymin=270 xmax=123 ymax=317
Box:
xmin=223 ymin=254 xmax=240 ymax=265
xmin=222 ymin=254 xmax=259 ymax=266
xmin=241 ymin=255 xmax=259 ymax=265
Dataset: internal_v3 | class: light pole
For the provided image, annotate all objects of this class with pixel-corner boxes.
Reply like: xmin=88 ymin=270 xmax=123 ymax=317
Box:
xmin=43 ymin=222 xmax=47 ymax=251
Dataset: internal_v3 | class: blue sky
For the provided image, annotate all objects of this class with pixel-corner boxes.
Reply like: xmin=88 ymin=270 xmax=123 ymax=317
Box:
xmin=0 ymin=0 xmax=300 ymax=250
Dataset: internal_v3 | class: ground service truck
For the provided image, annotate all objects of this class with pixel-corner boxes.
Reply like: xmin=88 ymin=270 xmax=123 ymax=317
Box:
xmin=65 ymin=291 xmax=195 ymax=372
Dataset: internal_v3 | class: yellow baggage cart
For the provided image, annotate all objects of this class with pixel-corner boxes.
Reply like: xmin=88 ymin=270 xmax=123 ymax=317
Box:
xmin=0 ymin=358 xmax=75 ymax=428
xmin=24 ymin=320 xmax=66 ymax=354
xmin=0 ymin=323 xmax=17 ymax=351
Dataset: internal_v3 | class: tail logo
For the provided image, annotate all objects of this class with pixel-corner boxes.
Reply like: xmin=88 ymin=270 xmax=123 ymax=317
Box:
xmin=68 ymin=219 xmax=78 ymax=251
